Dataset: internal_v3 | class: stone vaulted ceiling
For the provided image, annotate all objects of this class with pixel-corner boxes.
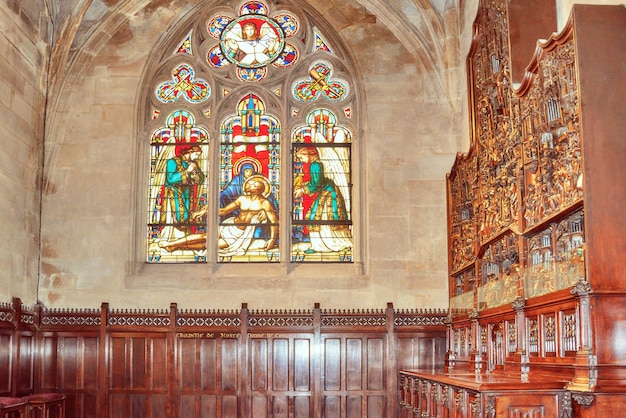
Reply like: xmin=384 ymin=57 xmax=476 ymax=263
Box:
xmin=42 ymin=0 xmax=462 ymax=108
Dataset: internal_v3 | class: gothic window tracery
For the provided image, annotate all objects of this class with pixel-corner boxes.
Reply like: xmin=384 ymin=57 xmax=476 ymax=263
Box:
xmin=143 ymin=0 xmax=358 ymax=265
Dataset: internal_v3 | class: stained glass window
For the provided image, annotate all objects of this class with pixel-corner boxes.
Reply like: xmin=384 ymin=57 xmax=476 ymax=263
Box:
xmin=155 ymin=63 xmax=210 ymax=104
xmin=144 ymin=0 xmax=357 ymax=265
xmin=205 ymin=1 xmax=299 ymax=82
xmin=292 ymin=109 xmax=352 ymax=262
xmin=147 ymin=111 xmax=209 ymax=263
xmin=218 ymin=94 xmax=280 ymax=262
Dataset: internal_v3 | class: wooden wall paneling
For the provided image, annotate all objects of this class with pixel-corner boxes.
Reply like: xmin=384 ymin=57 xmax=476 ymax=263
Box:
xmin=392 ymin=308 xmax=447 ymax=418
xmin=106 ymin=305 xmax=172 ymax=418
xmin=321 ymin=335 xmax=345 ymax=417
xmin=384 ymin=304 xmax=397 ymax=418
xmin=15 ymin=332 xmax=35 ymax=396
xmin=320 ymin=306 xmax=387 ymax=418
xmin=108 ymin=332 xmax=169 ymax=418
xmin=221 ymin=336 xmax=239 ymax=417
xmin=320 ymin=333 xmax=388 ymax=418
xmin=237 ymin=305 xmax=249 ymax=418
xmin=98 ymin=304 xmax=108 ymax=418
xmin=311 ymin=305 xmax=322 ymax=418
xmin=395 ymin=333 xmax=447 ymax=372
xmin=246 ymin=306 xmax=318 ymax=418
xmin=172 ymin=334 xmax=241 ymax=418
xmin=16 ymin=305 xmax=37 ymax=398
xmin=178 ymin=337 xmax=209 ymax=417
xmin=175 ymin=305 xmax=245 ymax=418
xmin=2 ymin=299 xmax=448 ymax=417
xmin=366 ymin=337 xmax=385 ymax=417
xmin=178 ymin=336 xmax=236 ymax=418
xmin=166 ymin=303 xmax=177 ymax=418
xmin=37 ymin=332 xmax=100 ymax=418
xmin=0 ymin=300 xmax=16 ymax=396
xmin=37 ymin=303 xmax=103 ymax=418
xmin=0 ymin=329 xmax=13 ymax=395
xmin=38 ymin=335 xmax=57 ymax=391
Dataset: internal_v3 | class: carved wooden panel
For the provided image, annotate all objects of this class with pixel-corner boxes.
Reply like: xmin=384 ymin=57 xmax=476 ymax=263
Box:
xmin=477 ymin=233 xmax=520 ymax=309
xmin=527 ymin=316 xmax=539 ymax=356
xmin=526 ymin=209 xmax=585 ymax=298
xmin=543 ymin=314 xmax=557 ymax=356
xmin=506 ymin=319 xmax=517 ymax=356
xmin=108 ymin=333 xmax=169 ymax=418
xmin=400 ymin=371 xmax=570 ymax=418
xmin=560 ymin=309 xmax=578 ymax=355
xmin=448 ymin=151 xmax=478 ymax=274
xmin=447 ymin=0 xmax=589 ymax=313
xmin=441 ymin=2 xmax=626 ymax=415
xmin=519 ymin=32 xmax=582 ymax=231
xmin=450 ymin=268 xmax=476 ymax=315
xmin=248 ymin=334 xmax=313 ymax=418
xmin=0 ymin=330 xmax=12 ymax=394
xmin=321 ymin=334 xmax=386 ymax=418
xmin=495 ymin=393 xmax=562 ymax=418
xmin=469 ymin=0 xmax=522 ymax=247
xmin=476 ymin=314 xmax=516 ymax=372
xmin=39 ymin=333 xmax=100 ymax=418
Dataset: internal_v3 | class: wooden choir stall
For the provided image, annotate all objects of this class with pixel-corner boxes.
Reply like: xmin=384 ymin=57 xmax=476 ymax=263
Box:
xmin=399 ymin=2 xmax=626 ymax=417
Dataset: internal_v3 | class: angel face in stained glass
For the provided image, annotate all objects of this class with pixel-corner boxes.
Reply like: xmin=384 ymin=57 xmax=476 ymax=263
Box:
xmin=206 ymin=1 xmax=299 ymax=81
xmin=221 ymin=17 xmax=284 ymax=68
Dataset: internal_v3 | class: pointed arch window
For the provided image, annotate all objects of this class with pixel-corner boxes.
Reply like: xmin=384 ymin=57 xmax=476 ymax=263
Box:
xmin=143 ymin=0 xmax=358 ymax=265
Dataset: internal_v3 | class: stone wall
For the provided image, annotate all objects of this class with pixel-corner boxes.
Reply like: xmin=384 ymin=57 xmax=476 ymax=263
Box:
xmin=0 ymin=1 xmax=49 ymax=304
xmin=36 ymin=0 xmax=462 ymax=310
xmin=0 ymin=0 xmax=620 ymax=311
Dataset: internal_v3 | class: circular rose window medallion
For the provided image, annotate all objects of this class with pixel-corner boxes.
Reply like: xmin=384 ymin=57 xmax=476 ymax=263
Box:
xmin=220 ymin=16 xmax=285 ymax=69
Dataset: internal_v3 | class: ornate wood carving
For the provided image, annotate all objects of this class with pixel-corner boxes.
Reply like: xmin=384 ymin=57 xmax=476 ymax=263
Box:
xmin=572 ymin=393 xmax=594 ymax=407
xmin=519 ymin=39 xmax=581 ymax=231
xmin=485 ymin=395 xmax=496 ymax=418
xmin=437 ymin=3 xmax=626 ymax=417
xmin=469 ymin=393 xmax=481 ymax=418
xmin=447 ymin=0 xmax=589 ymax=307
xmin=562 ymin=310 xmax=578 ymax=353
xmin=561 ymin=391 xmax=573 ymax=418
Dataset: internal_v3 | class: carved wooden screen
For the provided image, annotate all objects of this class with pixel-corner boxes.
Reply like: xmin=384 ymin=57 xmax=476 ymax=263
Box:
xmin=447 ymin=0 xmax=586 ymax=314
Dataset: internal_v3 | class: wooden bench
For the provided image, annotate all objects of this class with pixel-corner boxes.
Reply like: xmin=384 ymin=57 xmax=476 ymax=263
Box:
xmin=21 ymin=394 xmax=65 ymax=418
xmin=0 ymin=397 xmax=27 ymax=418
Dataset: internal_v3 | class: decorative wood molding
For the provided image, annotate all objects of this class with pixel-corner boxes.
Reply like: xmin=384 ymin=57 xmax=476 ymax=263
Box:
xmin=511 ymin=296 xmax=525 ymax=310
xmin=570 ymin=279 xmax=593 ymax=296
xmin=571 ymin=393 xmax=594 ymax=407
